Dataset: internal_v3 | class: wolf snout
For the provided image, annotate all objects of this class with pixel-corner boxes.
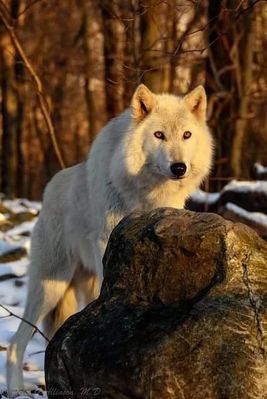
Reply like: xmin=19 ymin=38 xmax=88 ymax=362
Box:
xmin=170 ymin=162 xmax=187 ymax=178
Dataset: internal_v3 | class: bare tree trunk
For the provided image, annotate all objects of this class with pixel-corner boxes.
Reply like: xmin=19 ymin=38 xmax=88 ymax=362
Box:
xmin=230 ymin=4 xmax=255 ymax=178
xmin=206 ymin=0 xmax=234 ymax=191
xmin=0 ymin=0 xmax=21 ymax=197
xmin=0 ymin=54 xmax=18 ymax=196
xmin=13 ymin=0 xmax=26 ymax=197
xmin=140 ymin=0 xmax=165 ymax=92
xmin=168 ymin=1 xmax=177 ymax=93
xmin=160 ymin=1 xmax=172 ymax=92
xmin=121 ymin=0 xmax=141 ymax=105
xmin=99 ymin=0 xmax=125 ymax=119
xmin=76 ymin=0 xmax=107 ymax=138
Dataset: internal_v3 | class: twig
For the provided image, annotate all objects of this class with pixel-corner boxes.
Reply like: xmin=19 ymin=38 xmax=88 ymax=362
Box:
xmin=16 ymin=0 xmax=43 ymax=19
xmin=0 ymin=0 xmax=11 ymax=22
xmin=0 ymin=1 xmax=65 ymax=169
xmin=0 ymin=303 xmax=50 ymax=342
xmin=235 ymin=0 xmax=266 ymax=20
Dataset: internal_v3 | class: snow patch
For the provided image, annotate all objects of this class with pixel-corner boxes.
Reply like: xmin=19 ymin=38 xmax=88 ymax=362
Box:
xmin=0 ymin=258 xmax=29 ymax=278
xmin=0 ymin=198 xmax=45 ymax=398
xmin=254 ymin=162 xmax=267 ymax=175
xmin=2 ymin=199 xmax=41 ymax=215
xmin=6 ymin=221 xmax=37 ymax=238
xmin=222 ymin=180 xmax=267 ymax=194
xmin=0 ymin=241 xmax=24 ymax=258
xmin=190 ymin=189 xmax=220 ymax=204
xmin=225 ymin=202 xmax=267 ymax=227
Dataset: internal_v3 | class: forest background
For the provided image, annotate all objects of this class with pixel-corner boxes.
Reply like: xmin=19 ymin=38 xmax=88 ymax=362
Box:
xmin=0 ymin=0 xmax=266 ymax=200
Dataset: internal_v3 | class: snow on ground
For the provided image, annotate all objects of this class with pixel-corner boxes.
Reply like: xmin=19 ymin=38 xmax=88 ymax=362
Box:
xmin=254 ymin=162 xmax=267 ymax=176
xmin=222 ymin=179 xmax=267 ymax=194
xmin=190 ymin=189 xmax=220 ymax=204
xmin=192 ymin=179 xmax=267 ymax=202
xmin=225 ymin=202 xmax=267 ymax=227
xmin=0 ymin=198 xmax=46 ymax=398
xmin=1 ymin=199 xmax=41 ymax=216
xmin=0 ymin=242 xmax=24 ymax=258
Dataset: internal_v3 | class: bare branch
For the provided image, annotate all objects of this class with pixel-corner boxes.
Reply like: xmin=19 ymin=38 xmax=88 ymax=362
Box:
xmin=0 ymin=0 xmax=12 ymax=24
xmin=16 ymin=0 xmax=43 ymax=19
xmin=0 ymin=303 xmax=49 ymax=342
xmin=235 ymin=0 xmax=266 ymax=20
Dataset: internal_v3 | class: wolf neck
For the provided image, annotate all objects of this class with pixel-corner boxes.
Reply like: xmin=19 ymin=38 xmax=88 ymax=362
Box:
xmin=113 ymin=175 xmax=196 ymax=211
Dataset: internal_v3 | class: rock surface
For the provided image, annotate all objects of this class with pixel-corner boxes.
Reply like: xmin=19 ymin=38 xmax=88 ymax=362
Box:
xmin=45 ymin=209 xmax=267 ymax=399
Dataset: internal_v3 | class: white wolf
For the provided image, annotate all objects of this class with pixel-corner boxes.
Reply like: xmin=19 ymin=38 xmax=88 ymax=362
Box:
xmin=7 ymin=84 xmax=213 ymax=396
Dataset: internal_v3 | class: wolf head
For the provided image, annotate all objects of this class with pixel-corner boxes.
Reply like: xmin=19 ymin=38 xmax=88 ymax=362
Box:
xmin=128 ymin=84 xmax=214 ymax=187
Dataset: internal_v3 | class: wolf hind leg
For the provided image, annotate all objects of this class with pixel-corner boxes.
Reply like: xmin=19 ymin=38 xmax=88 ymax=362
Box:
xmin=43 ymin=263 xmax=101 ymax=340
xmin=75 ymin=270 xmax=101 ymax=306
xmin=42 ymin=282 xmax=79 ymax=339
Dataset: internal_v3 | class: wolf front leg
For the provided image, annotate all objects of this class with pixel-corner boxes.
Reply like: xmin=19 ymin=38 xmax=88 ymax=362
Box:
xmin=6 ymin=217 xmax=77 ymax=397
xmin=6 ymin=278 xmax=72 ymax=397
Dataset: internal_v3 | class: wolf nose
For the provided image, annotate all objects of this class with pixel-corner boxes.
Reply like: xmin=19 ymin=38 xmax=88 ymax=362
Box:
xmin=170 ymin=162 xmax=187 ymax=178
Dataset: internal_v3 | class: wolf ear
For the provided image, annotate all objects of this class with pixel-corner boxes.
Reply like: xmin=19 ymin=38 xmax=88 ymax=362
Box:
xmin=131 ymin=84 xmax=156 ymax=122
xmin=184 ymin=85 xmax=207 ymax=122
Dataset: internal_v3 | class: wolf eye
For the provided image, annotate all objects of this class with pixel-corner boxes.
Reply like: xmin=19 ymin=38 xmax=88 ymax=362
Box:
xmin=154 ymin=131 xmax=165 ymax=140
xmin=183 ymin=131 xmax=192 ymax=140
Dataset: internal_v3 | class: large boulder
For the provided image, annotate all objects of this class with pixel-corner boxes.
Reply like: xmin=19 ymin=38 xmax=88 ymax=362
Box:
xmin=45 ymin=209 xmax=267 ymax=399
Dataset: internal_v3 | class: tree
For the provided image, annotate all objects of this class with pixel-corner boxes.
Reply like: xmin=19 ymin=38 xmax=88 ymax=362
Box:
xmin=0 ymin=0 xmax=24 ymax=197
xmin=99 ymin=0 xmax=125 ymax=119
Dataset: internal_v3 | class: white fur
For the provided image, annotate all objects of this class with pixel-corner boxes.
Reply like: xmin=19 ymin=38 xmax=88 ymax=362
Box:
xmin=6 ymin=84 xmax=213 ymax=396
